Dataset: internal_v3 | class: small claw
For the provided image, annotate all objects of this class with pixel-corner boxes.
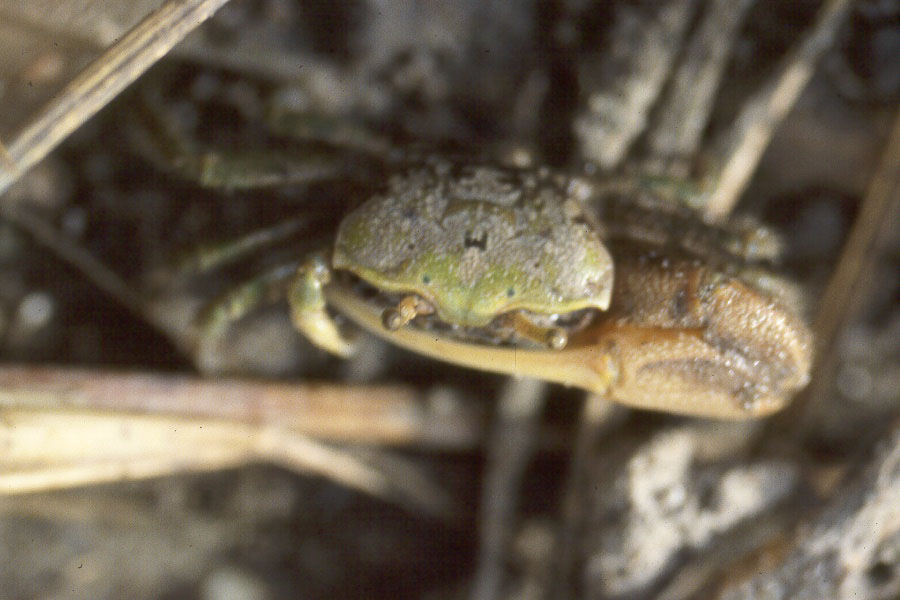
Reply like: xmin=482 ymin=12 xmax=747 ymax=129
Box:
xmin=289 ymin=254 xmax=356 ymax=357
xmin=190 ymin=263 xmax=301 ymax=372
xmin=292 ymin=309 xmax=356 ymax=358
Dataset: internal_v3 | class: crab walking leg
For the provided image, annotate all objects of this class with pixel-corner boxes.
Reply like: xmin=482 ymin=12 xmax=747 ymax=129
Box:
xmin=169 ymin=147 xmax=351 ymax=189
xmin=263 ymin=104 xmax=396 ymax=157
xmin=172 ymin=217 xmax=313 ymax=277
xmin=129 ymin=91 xmax=377 ymax=190
xmin=289 ymin=253 xmax=357 ymax=358
xmin=194 ymin=262 xmax=301 ymax=367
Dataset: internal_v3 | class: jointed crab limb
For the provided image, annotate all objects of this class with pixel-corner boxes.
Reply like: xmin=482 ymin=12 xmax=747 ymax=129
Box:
xmin=172 ymin=147 xmax=364 ymax=190
xmin=497 ymin=311 xmax=569 ymax=350
xmin=195 ymin=262 xmax=299 ymax=360
xmin=324 ymin=256 xmax=811 ymax=420
xmin=168 ymin=217 xmax=313 ymax=279
xmin=130 ymin=90 xmax=377 ymax=190
xmin=288 ymin=253 xmax=357 ymax=358
xmin=264 ymin=105 xmax=396 ymax=157
xmin=324 ymin=280 xmax=620 ymax=399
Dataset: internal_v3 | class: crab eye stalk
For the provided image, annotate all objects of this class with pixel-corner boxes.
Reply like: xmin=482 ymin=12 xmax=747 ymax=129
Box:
xmin=546 ymin=327 xmax=568 ymax=351
xmin=381 ymin=307 xmax=406 ymax=331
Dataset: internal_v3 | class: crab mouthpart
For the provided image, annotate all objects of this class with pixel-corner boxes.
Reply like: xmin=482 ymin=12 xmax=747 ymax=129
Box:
xmin=381 ymin=295 xmax=434 ymax=331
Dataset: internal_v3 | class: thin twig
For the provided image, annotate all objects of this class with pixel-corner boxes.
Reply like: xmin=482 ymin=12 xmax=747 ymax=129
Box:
xmin=0 ymin=410 xmax=251 ymax=494
xmin=550 ymin=393 xmax=622 ymax=600
xmin=573 ymin=0 xmax=699 ymax=169
xmin=0 ymin=365 xmax=478 ymax=513
xmin=0 ymin=137 xmax=14 ymax=170
xmin=0 ymin=365 xmax=487 ymax=449
xmin=0 ymin=0 xmax=232 ymax=197
xmin=646 ymin=0 xmax=756 ymax=161
xmin=792 ymin=107 xmax=900 ymax=421
xmin=811 ymin=108 xmax=900 ymax=360
xmin=470 ymin=377 xmax=546 ymax=600
xmin=705 ymin=0 xmax=853 ymax=220
xmin=0 ymin=407 xmax=451 ymax=514
xmin=1 ymin=207 xmax=154 ymax=327
xmin=254 ymin=426 xmax=454 ymax=516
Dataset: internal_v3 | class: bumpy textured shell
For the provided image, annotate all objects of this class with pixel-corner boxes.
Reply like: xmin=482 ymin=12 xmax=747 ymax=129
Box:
xmin=333 ymin=161 xmax=613 ymax=327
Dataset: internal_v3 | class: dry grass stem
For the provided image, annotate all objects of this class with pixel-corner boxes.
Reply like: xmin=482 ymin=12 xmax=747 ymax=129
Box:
xmin=706 ymin=0 xmax=853 ymax=220
xmin=794 ymin=107 xmax=900 ymax=419
xmin=471 ymin=377 xmax=546 ymax=600
xmin=812 ymin=108 xmax=900 ymax=357
xmin=0 ymin=365 xmax=486 ymax=449
xmin=0 ymin=0 xmax=232 ymax=196
xmin=0 ymin=407 xmax=449 ymax=512
xmin=646 ymin=0 xmax=755 ymax=160
xmin=0 ymin=365 xmax=484 ymax=505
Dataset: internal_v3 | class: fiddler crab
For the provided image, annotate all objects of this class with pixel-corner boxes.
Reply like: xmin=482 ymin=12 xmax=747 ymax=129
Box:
xmin=139 ymin=97 xmax=813 ymax=421
xmin=170 ymin=148 xmax=813 ymax=420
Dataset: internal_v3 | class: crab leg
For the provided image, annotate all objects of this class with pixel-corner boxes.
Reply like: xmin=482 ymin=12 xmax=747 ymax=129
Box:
xmin=325 ymin=277 xmax=804 ymax=420
xmin=324 ymin=281 xmax=617 ymax=400
xmin=128 ymin=90 xmax=378 ymax=190
xmin=288 ymin=253 xmax=357 ymax=358
xmin=193 ymin=262 xmax=300 ymax=371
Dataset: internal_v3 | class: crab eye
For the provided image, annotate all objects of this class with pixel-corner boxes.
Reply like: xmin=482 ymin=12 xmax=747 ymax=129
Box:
xmin=506 ymin=287 xmax=515 ymax=297
xmin=422 ymin=275 xmax=431 ymax=284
